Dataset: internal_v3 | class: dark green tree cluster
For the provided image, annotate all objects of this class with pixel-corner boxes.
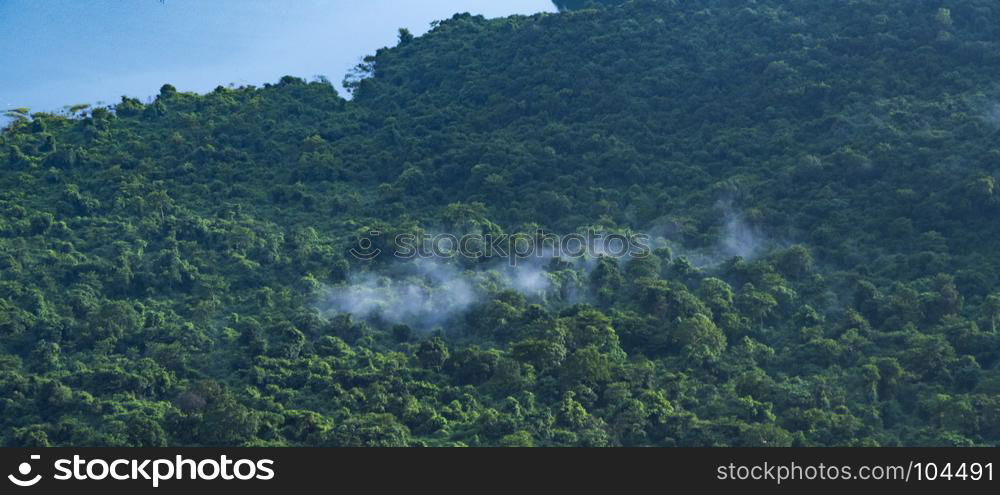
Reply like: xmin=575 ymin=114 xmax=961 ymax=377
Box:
xmin=552 ymin=0 xmax=630 ymax=12
xmin=2 ymin=0 xmax=1000 ymax=446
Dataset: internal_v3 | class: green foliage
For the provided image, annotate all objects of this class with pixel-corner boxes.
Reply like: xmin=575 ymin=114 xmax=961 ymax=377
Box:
xmin=552 ymin=0 xmax=629 ymax=11
xmin=2 ymin=0 xmax=1000 ymax=446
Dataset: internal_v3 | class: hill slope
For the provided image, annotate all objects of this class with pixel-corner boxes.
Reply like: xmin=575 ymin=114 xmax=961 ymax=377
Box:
xmin=2 ymin=0 xmax=1000 ymax=446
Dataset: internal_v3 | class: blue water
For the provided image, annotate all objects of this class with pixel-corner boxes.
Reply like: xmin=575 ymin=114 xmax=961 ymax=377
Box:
xmin=0 ymin=0 xmax=555 ymax=116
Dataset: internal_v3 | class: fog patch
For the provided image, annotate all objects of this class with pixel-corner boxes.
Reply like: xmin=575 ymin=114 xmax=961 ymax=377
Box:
xmin=315 ymin=260 xmax=478 ymax=330
xmin=719 ymin=204 xmax=766 ymax=259
xmin=984 ymin=102 xmax=1000 ymax=127
xmin=646 ymin=202 xmax=776 ymax=268
xmin=507 ymin=263 xmax=552 ymax=295
xmin=315 ymin=259 xmax=563 ymax=331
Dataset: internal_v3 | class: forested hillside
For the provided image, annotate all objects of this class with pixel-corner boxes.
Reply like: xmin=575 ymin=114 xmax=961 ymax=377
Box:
xmin=552 ymin=0 xmax=629 ymax=10
xmin=2 ymin=0 xmax=1000 ymax=446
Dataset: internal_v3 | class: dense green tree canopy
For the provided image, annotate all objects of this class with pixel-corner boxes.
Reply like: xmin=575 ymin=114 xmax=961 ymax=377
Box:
xmin=552 ymin=0 xmax=629 ymax=11
xmin=2 ymin=0 xmax=1000 ymax=446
